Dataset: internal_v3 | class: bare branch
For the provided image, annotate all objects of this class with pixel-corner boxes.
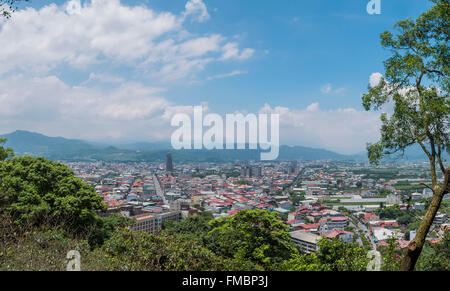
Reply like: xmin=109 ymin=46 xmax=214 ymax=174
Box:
xmin=419 ymin=182 xmax=433 ymax=190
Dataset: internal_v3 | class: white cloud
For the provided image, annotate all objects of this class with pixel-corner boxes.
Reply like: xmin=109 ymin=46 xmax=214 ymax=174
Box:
xmin=65 ymin=0 xmax=82 ymax=15
xmin=83 ymin=73 xmax=124 ymax=84
xmin=0 ymin=0 xmax=180 ymax=73
xmin=370 ymin=72 xmax=383 ymax=87
xmin=221 ymin=42 xmax=255 ymax=60
xmin=184 ymin=0 xmax=210 ymax=23
xmin=0 ymin=74 xmax=182 ymax=140
xmin=306 ymin=102 xmax=320 ymax=112
xmin=321 ymin=83 xmax=346 ymax=94
xmin=0 ymin=75 xmax=169 ymax=120
xmin=0 ymin=72 xmax=381 ymax=153
xmin=0 ymin=0 xmax=253 ymax=79
xmin=334 ymin=87 xmax=347 ymax=94
xmin=0 ymin=1 xmax=384 ymax=155
xmin=321 ymin=84 xmax=332 ymax=94
xmin=259 ymin=103 xmax=381 ymax=154
xmin=206 ymin=70 xmax=247 ymax=80
xmin=0 ymin=0 xmax=257 ymax=144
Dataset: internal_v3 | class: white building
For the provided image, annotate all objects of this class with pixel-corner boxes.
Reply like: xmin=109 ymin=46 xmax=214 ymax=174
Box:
xmin=290 ymin=230 xmax=321 ymax=254
xmin=433 ymin=213 xmax=447 ymax=225
xmin=409 ymin=230 xmax=416 ymax=241
xmin=373 ymin=228 xmax=402 ymax=242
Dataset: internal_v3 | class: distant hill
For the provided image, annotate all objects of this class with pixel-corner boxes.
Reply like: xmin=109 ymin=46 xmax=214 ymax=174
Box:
xmin=1 ymin=130 xmax=438 ymax=163
xmin=1 ymin=130 xmax=98 ymax=158
xmin=278 ymin=145 xmax=351 ymax=160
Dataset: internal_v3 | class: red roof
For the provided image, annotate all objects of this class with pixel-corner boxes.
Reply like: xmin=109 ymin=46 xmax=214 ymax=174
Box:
xmin=377 ymin=241 xmax=389 ymax=247
xmin=286 ymin=219 xmax=301 ymax=225
xmin=299 ymin=223 xmax=319 ymax=230
xmin=228 ymin=210 xmax=241 ymax=216
xmin=398 ymin=240 xmax=410 ymax=248
xmin=364 ymin=213 xmax=379 ymax=221
xmin=325 ymin=229 xmax=353 ymax=239
xmin=331 ymin=216 xmax=348 ymax=221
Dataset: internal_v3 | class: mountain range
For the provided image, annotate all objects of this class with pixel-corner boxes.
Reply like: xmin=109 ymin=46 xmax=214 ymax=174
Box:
xmin=0 ymin=130 xmax=436 ymax=163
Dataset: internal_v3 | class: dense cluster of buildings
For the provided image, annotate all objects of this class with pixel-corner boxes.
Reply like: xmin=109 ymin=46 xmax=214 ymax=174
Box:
xmin=66 ymin=157 xmax=449 ymax=254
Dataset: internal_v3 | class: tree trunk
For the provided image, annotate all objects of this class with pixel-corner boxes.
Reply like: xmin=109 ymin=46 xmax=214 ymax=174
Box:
xmin=399 ymin=186 xmax=445 ymax=271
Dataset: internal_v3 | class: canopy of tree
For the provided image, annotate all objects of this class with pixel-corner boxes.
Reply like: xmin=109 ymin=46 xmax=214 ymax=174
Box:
xmin=205 ymin=210 xmax=298 ymax=270
xmin=281 ymin=237 xmax=370 ymax=271
xmin=0 ymin=138 xmax=13 ymax=161
xmin=0 ymin=156 xmax=106 ymax=234
xmin=363 ymin=0 xmax=449 ymax=271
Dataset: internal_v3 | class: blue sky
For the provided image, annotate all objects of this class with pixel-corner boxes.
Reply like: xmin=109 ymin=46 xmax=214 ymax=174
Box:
xmin=0 ymin=0 xmax=433 ymax=153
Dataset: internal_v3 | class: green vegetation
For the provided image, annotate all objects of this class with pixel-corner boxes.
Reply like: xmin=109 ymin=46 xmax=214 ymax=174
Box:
xmin=359 ymin=230 xmax=372 ymax=250
xmin=416 ymin=231 xmax=450 ymax=271
xmin=164 ymin=210 xmax=378 ymax=271
xmin=377 ymin=189 xmax=393 ymax=197
xmin=191 ymin=173 xmax=206 ymax=178
xmin=163 ymin=211 xmax=214 ymax=243
xmin=394 ymin=181 xmax=425 ymax=192
xmin=206 ymin=210 xmax=297 ymax=270
xmin=289 ymin=191 xmax=305 ymax=206
xmin=325 ymin=201 xmax=380 ymax=206
xmin=0 ymin=138 xmax=13 ymax=161
xmin=165 ymin=210 xmax=298 ymax=270
xmin=375 ymin=204 xmax=424 ymax=228
xmin=375 ymin=204 xmax=404 ymax=220
xmin=362 ymin=0 xmax=449 ymax=270
xmin=0 ymin=156 xmax=106 ymax=234
xmin=281 ymin=238 xmax=369 ymax=271
xmin=0 ymin=222 xmax=256 ymax=271
xmin=377 ymin=232 xmax=450 ymax=271
xmin=191 ymin=204 xmax=205 ymax=211
xmin=92 ymin=228 xmax=256 ymax=271
xmin=377 ymin=237 xmax=402 ymax=271
xmin=235 ymin=179 xmax=249 ymax=185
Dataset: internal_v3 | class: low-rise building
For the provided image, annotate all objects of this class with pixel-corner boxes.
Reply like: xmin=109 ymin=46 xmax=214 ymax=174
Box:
xmin=326 ymin=216 xmax=348 ymax=230
xmin=325 ymin=229 xmax=354 ymax=243
xmin=290 ymin=230 xmax=321 ymax=254
xmin=433 ymin=213 xmax=447 ymax=225
xmin=131 ymin=210 xmax=182 ymax=234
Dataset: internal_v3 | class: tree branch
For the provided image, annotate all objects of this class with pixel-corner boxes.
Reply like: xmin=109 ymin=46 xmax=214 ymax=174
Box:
xmin=419 ymin=182 xmax=433 ymax=190
xmin=427 ymin=69 xmax=444 ymax=76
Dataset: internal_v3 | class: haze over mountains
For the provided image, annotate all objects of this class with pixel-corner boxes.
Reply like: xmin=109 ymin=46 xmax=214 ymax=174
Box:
xmin=0 ymin=130 xmax=436 ymax=163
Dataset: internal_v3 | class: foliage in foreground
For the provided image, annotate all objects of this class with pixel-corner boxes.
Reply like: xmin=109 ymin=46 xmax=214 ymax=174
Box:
xmin=0 ymin=156 xmax=107 ymax=234
xmin=362 ymin=0 xmax=450 ymax=270
xmin=281 ymin=238 xmax=370 ymax=271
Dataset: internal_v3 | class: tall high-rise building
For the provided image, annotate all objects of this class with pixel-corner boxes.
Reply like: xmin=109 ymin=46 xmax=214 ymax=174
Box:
xmin=253 ymin=166 xmax=262 ymax=177
xmin=288 ymin=161 xmax=298 ymax=175
xmin=166 ymin=152 xmax=174 ymax=173
xmin=241 ymin=166 xmax=258 ymax=178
